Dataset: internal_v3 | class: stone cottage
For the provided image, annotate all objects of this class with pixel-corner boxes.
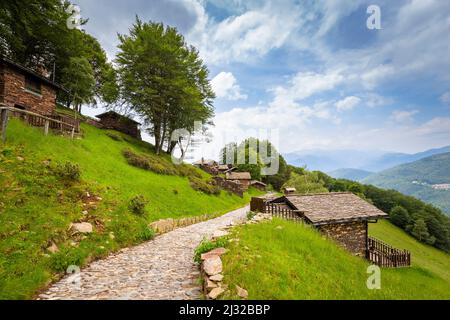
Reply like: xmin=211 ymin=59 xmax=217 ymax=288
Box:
xmin=96 ymin=111 xmax=141 ymax=140
xmin=265 ymin=192 xmax=388 ymax=256
xmin=226 ymin=172 xmax=252 ymax=190
xmin=0 ymin=57 xmax=63 ymax=115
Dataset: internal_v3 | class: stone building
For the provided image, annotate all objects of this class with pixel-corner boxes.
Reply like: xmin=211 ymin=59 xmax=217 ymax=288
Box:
xmin=0 ymin=57 xmax=63 ymax=115
xmin=267 ymin=192 xmax=388 ymax=256
xmin=96 ymin=111 xmax=141 ymax=140
xmin=226 ymin=172 xmax=252 ymax=190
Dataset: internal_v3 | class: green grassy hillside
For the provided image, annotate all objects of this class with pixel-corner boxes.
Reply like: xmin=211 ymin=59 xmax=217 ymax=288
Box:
xmin=0 ymin=119 xmax=259 ymax=299
xmin=220 ymin=219 xmax=450 ymax=300
xmin=364 ymin=153 xmax=450 ymax=215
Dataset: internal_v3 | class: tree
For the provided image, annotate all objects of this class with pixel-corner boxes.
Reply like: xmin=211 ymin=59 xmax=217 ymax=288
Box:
xmin=283 ymin=171 xmax=329 ymax=194
xmin=390 ymin=206 xmax=410 ymax=228
xmin=411 ymin=219 xmax=431 ymax=243
xmin=62 ymin=57 xmax=95 ymax=113
xmin=116 ymin=18 xmax=215 ymax=154
xmin=0 ymin=1 xmax=118 ymax=109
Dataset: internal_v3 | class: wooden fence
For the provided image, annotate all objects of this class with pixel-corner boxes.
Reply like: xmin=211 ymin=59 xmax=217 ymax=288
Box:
xmin=264 ymin=203 xmax=304 ymax=223
xmin=0 ymin=105 xmax=79 ymax=142
xmin=367 ymin=237 xmax=411 ymax=268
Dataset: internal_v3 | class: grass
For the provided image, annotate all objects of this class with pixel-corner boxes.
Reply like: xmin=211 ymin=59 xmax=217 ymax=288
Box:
xmin=219 ymin=219 xmax=450 ymax=300
xmin=0 ymin=119 xmax=261 ymax=299
xmin=370 ymin=220 xmax=450 ymax=282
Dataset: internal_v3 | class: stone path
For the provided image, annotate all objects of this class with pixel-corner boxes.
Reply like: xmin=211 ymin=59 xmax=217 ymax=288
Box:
xmin=38 ymin=206 xmax=249 ymax=300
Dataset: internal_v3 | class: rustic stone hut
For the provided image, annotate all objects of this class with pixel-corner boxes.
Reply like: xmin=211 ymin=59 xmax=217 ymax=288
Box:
xmin=268 ymin=192 xmax=388 ymax=256
xmin=226 ymin=172 xmax=252 ymax=190
xmin=283 ymin=187 xmax=297 ymax=195
xmin=250 ymin=180 xmax=267 ymax=191
xmin=0 ymin=57 xmax=63 ymax=115
xmin=96 ymin=111 xmax=141 ymax=140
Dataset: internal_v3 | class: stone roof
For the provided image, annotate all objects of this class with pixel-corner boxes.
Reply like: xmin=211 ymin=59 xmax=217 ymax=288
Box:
xmin=251 ymin=180 xmax=267 ymax=187
xmin=193 ymin=159 xmax=217 ymax=166
xmin=96 ymin=111 xmax=141 ymax=125
xmin=226 ymin=172 xmax=251 ymax=180
xmin=1 ymin=56 xmax=66 ymax=92
xmin=284 ymin=192 xmax=388 ymax=225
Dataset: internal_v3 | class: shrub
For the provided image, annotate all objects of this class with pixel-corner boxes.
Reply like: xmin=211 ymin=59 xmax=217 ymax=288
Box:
xmin=173 ymin=189 xmax=179 ymax=195
xmin=390 ymin=206 xmax=410 ymax=228
xmin=189 ymin=177 xmax=221 ymax=195
xmin=247 ymin=211 xmax=257 ymax=221
xmin=106 ymin=132 xmax=122 ymax=141
xmin=122 ymin=149 xmax=178 ymax=176
xmin=137 ymin=224 xmax=155 ymax=241
xmin=54 ymin=162 xmax=81 ymax=182
xmin=176 ymin=164 xmax=202 ymax=178
xmin=194 ymin=237 xmax=228 ymax=263
xmin=128 ymin=195 xmax=148 ymax=215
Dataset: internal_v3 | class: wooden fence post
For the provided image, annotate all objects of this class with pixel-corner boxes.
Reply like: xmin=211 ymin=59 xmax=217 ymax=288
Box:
xmin=1 ymin=109 xmax=9 ymax=143
xmin=71 ymin=127 xmax=75 ymax=139
xmin=44 ymin=120 xmax=49 ymax=136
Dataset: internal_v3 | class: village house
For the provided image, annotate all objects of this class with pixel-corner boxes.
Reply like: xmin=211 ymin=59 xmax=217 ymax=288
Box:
xmin=226 ymin=172 xmax=252 ymax=190
xmin=283 ymin=187 xmax=297 ymax=195
xmin=250 ymin=180 xmax=267 ymax=191
xmin=0 ymin=57 xmax=63 ymax=115
xmin=96 ymin=111 xmax=141 ymax=140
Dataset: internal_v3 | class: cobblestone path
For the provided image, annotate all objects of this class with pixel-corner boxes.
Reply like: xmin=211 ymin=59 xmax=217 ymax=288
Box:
xmin=38 ymin=206 xmax=249 ymax=300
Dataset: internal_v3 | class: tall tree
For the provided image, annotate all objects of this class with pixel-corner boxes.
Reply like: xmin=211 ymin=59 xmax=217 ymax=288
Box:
xmin=0 ymin=0 xmax=118 ymax=109
xmin=116 ymin=18 xmax=215 ymax=154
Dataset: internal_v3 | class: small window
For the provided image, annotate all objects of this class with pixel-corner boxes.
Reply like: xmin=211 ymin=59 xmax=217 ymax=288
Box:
xmin=25 ymin=76 xmax=42 ymax=95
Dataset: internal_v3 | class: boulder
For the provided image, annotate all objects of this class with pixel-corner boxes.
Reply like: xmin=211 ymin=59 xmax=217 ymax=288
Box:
xmin=209 ymin=274 xmax=224 ymax=282
xmin=203 ymin=256 xmax=223 ymax=276
xmin=201 ymin=248 xmax=228 ymax=260
xmin=212 ymin=230 xmax=229 ymax=239
xmin=208 ymin=287 xmax=225 ymax=300
xmin=206 ymin=279 xmax=218 ymax=290
xmin=71 ymin=222 xmax=93 ymax=234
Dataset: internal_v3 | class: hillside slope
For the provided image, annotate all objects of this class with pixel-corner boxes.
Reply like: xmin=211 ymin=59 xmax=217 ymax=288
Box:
xmin=220 ymin=219 xmax=450 ymax=300
xmin=328 ymin=168 xmax=373 ymax=181
xmin=0 ymin=119 xmax=259 ymax=299
xmin=364 ymin=152 xmax=450 ymax=215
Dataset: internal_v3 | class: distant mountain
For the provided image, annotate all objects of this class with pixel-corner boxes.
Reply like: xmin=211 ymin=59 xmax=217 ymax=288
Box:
xmin=328 ymin=168 xmax=374 ymax=181
xmin=363 ymin=152 xmax=450 ymax=216
xmin=284 ymin=146 xmax=450 ymax=173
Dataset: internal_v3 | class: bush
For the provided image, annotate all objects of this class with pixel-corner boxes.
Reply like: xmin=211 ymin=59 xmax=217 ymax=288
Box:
xmin=123 ymin=149 xmax=178 ymax=176
xmin=189 ymin=177 xmax=221 ymax=195
xmin=106 ymin=132 xmax=122 ymax=141
xmin=54 ymin=162 xmax=81 ymax=182
xmin=194 ymin=237 xmax=228 ymax=263
xmin=173 ymin=189 xmax=179 ymax=195
xmin=128 ymin=195 xmax=148 ymax=215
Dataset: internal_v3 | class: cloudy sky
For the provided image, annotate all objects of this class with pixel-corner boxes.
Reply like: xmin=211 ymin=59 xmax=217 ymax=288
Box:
xmin=76 ymin=0 xmax=450 ymax=159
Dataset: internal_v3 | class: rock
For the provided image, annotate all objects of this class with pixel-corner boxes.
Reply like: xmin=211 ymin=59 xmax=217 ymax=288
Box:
xmin=149 ymin=219 xmax=175 ymax=234
xmin=109 ymin=232 xmax=115 ymax=240
xmin=17 ymin=156 xmax=24 ymax=161
xmin=212 ymin=230 xmax=229 ymax=239
xmin=236 ymin=285 xmax=248 ymax=299
xmin=95 ymin=196 xmax=103 ymax=201
xmin=208 ymin=287 xmax=225 ymax=300
xmin=206 ymin=279 xmax=218 ymax=290
xmin=201 ymin=248 xmax=228 ymax=260
xmin=82 ymin=210 xmax=89 ymax=215
xmin=71 ymin=222 xmax=93 ymax=234
xmin=209 ymin=274 xmax=224 ymax=282
xmin=275 ymin=226 xmax=284 ymax=230
xmin=47 ymin=242 xmax=59 ymax=254
xmin=203 ymin=256 xmax=223 ymax=276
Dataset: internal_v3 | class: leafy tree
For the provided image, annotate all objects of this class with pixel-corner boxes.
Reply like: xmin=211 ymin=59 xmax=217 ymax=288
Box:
xmin=390 ymin=206 xmax=411 ymax=228
xmin=0 ymin=1 xmax=117 ymax=109
xmin=411 ymin=219 xmax=432 ymax=243
xmin=116 ymin=18 xmax=214 ymax=154
xmin=283 ymin=172 xmax=328 ymax=194
xmin=62 ymin=57 xmax=95 ymax=113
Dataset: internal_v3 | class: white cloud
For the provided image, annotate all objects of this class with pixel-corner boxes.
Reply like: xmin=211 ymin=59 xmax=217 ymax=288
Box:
xmin=335 ymin=96 xmax=361 ymax=112
xmin=187 ymin=1 xmax=304 ymax=64
xmin=440 ymin=92 xmax=450 ymax=103
xmin=390 ymin=110 xmax=419 ymax=123
xmin=270 ymin=71 xmax=344 ymax=108
xmin=211 ymin=72 xmax=247 ymax=101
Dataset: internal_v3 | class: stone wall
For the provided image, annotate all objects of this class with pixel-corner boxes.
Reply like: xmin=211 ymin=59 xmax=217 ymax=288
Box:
xmin=149 ymin=214 xmax=215 ymax=235
xmin=213 ymin=177 xmax=244 ymax=197
xmin=317 ymin=221 xmax=368 ymax=256
xmin=1 ymin=64 xmax=56 ymax=115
